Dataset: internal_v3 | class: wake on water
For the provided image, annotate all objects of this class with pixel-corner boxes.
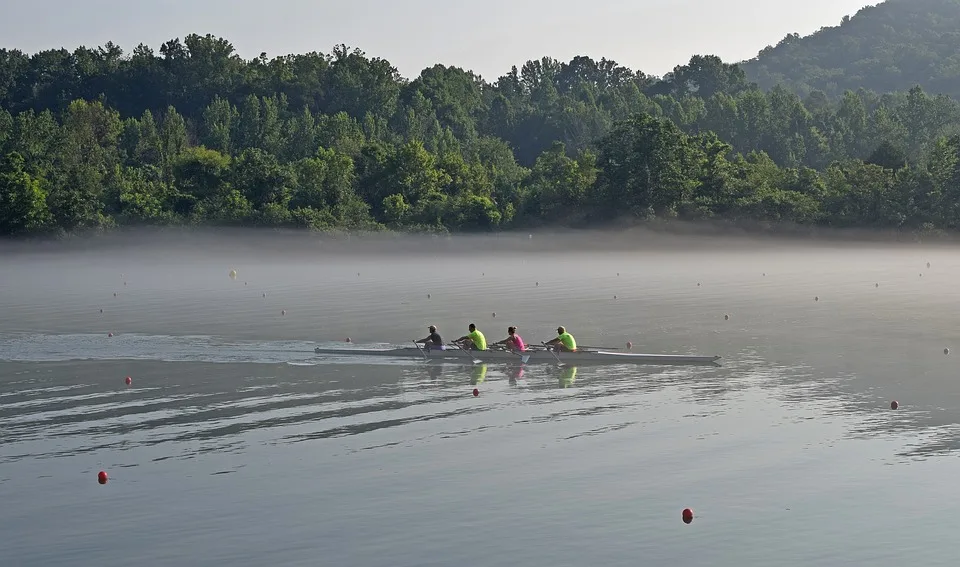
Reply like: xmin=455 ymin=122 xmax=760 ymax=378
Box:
xmin=0 ymin=333 xmax=402 ymax=366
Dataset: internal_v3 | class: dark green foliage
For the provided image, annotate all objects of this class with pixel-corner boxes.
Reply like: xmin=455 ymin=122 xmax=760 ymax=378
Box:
xmin=4 ymin=9 xmax=960 ymax=237
xmin=742 ymin=0 xmax=960 ymax=99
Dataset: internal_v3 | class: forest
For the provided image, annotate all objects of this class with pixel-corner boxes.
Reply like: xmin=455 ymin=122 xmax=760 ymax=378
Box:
xmin=5 ymin=0 xmax=960 ymax=237
xmin=742 ymin=0 xmax=960 ymax=99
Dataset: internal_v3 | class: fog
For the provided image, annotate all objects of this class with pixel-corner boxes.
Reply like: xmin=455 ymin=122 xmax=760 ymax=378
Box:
xmin=0 ymin=221 xmax=955 ymax=263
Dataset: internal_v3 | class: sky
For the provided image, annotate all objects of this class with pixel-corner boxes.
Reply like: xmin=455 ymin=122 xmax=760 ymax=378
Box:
xmin=1 ymin=0 xmax=877 ymax=80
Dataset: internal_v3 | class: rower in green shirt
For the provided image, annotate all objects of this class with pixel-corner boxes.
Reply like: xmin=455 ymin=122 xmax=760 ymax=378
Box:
xmin=455 ymin=323 xmax=487 ymax=351
xmin=546 ymin=326 xmax=577 ymax=352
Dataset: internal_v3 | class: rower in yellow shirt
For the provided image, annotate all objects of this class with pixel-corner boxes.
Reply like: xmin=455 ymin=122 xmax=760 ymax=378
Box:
xmin=455 ymin=323 xmax=487 ymax=351
xmin=545 ymin=326 xmax=577 ymax=352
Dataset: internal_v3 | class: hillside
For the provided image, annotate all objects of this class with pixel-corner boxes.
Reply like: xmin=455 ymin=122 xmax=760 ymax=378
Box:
xmin=741 ymin=0 xmax=960 ymax=98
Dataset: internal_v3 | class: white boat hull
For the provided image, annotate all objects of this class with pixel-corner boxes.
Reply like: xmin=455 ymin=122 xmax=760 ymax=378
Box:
xmin=313 ymin=346 xmax=721 ymax=366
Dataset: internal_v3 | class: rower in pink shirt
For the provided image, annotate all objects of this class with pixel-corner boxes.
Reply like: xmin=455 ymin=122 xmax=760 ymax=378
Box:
xmin=493 ymin=326 xmax=526 ymax=352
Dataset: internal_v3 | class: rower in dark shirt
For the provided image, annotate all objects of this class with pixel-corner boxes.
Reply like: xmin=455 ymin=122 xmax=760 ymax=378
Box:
xmin=416 ymin=325 xmax=445 ymax=350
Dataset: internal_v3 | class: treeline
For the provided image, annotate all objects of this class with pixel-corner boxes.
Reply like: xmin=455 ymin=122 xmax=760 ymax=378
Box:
xmin=4 ymin=36 xmax=960 ymax=236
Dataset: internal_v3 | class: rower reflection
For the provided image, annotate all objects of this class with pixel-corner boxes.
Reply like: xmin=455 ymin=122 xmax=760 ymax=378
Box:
xmin=508 ymin=365 xmax=524 ymax=386
xmin=471 ymin=364 xmax=488 ymax=385
xmin=558 ymin=366 xmax=578 ymax=388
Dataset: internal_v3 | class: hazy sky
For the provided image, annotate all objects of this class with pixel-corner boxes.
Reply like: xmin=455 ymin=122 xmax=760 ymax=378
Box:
xmin=2 ymin=0 xmax=876 ymax=80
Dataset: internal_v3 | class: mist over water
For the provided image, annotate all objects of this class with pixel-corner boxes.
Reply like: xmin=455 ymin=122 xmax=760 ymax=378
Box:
xmin=2 ymin=228 xmax=959 ymax=566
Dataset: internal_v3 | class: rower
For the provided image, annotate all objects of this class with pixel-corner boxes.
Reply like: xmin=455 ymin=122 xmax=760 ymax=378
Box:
xmin=455 ymin=323 xmax=487 ymax=351
xmin=492 ymin=326 xmax=526 ymax=352
xmin=416 ymin=325 xmax=445 ymax=350
xmin=545 ymin=326 xmax=577 ymax=352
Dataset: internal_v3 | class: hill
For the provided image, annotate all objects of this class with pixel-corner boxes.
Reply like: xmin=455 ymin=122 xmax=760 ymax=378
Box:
xmin=741 ymin=0 xmax=960 ymax=99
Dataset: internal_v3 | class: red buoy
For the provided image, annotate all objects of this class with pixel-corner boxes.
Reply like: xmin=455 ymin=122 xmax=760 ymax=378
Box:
xmin=682 ymin=508 xmax=694 ymax=524
xmin=98 ymin=471 xmax=108 ymax=484
xmin=124 ymin=376 xmax=132 ymax=386
xmin=891 ymin=401 xmax=899 ymax=410
xmin=473 ymin=389 xmax=479 ymax=397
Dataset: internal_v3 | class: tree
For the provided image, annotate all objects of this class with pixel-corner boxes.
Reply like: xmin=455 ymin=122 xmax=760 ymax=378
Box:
xmin=0 ymin=152 xmax=49 ymax=234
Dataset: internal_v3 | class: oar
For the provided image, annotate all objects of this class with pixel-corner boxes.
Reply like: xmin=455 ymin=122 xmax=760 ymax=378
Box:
xmin=453 ymin=342 xmax=482 ymax=365
xmin=491 ymin=341 xmax=532 ymax=364
xmin=541 ymin=341 xmax=565 ymax=367
xmin=509 ymin=349 xmax=532 ymax=364
xmin=413 ymin=340 xmax=428 ymax=361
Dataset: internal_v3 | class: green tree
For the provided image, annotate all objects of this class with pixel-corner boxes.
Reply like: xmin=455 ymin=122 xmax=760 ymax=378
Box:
xmin=0 ymin=152 xmax=49 ymax=234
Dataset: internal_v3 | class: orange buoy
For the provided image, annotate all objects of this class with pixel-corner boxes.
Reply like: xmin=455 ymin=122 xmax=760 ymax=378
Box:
xmin=682 ymin=508 xmax=694 ymax=524
xmin=891 ymin=401 xmax=899 ymax=410
xmin=98 ymin=471 xmax=108 ymax=484
xmin=473 ymin=388 xmax=479 ymax=397
xmin=124 ymin=376 xmax=132 ymax=386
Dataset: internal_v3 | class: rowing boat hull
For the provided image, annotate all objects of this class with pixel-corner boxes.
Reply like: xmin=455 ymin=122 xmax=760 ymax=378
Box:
xmin=313 ymin=347 xmax=721 ymax=366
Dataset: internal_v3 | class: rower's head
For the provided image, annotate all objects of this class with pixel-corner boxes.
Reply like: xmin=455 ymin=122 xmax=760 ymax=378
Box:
xmin=428 ymin=325 xmax=437 ymax=333
xmin=557 ymin=326 xmax=566 ymax=334
xmin=468 ymin=323 xmax=476 ymax=331
xmin=508 ymin=326 xmax=516 ymax=335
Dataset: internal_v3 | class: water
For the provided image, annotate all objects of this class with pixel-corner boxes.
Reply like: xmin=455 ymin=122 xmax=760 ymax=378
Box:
xmin=2 ymin=232 xmax=959 ymax=566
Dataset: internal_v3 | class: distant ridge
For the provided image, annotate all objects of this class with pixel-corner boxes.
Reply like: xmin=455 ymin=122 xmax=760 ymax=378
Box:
xmin=740 ymin=0 xmax=960 ymax=98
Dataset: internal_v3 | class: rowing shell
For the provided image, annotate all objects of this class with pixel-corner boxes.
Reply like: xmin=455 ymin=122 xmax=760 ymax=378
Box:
xmin=313 ymin=346 xmax=722 ymax=366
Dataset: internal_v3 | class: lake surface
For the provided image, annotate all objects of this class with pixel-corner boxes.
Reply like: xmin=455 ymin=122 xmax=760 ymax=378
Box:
xmin=2 ymin=231 xmax=959 ymax=566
